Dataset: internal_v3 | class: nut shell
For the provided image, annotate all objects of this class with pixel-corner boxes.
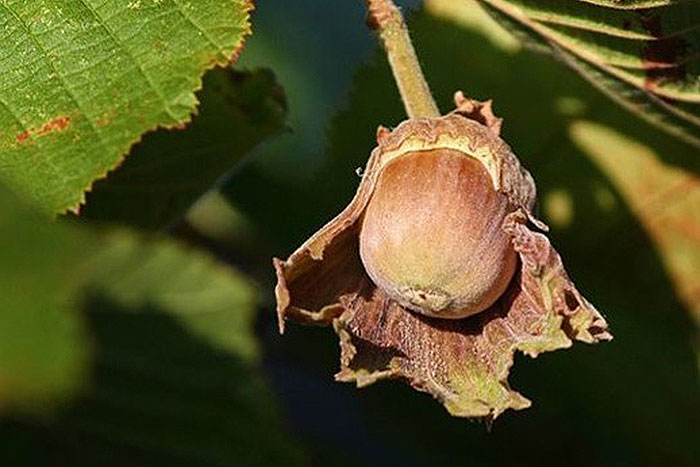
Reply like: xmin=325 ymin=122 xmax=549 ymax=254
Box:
xmin=359 ymin=148 xmax=517 ymax=318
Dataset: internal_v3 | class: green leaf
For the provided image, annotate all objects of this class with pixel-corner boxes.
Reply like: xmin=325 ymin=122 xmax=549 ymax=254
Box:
xmin=0 ymin=184 xmax=95 ymax=412
xmin=83 ymin=228 xmax=259 ymax=361
xmin=46 ymin=231 xmax=307 ymax=465
xmin=0 ymin=179 xmax=258 ymax=411
xmin=79 ymin=67 xmax=287 ymax=230
xmin=568 ymin=120 xmax=700 ymax=322
xmin=1 ymin=205 xmax=307 ymax=465
xmin=474 ymin=0 xmax=700 ymax=147
xmin=0 ymin=0 xmax=252 ymax=214
xmin=13 ymin=233 xmax=305 ymax=465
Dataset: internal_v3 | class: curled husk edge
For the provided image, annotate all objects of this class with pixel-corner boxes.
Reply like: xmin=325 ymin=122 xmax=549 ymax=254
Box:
xmin=274 ymin=93 xmax=612 ymax=419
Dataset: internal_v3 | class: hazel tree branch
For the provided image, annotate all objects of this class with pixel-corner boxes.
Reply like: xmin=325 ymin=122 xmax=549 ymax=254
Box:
xmin=363 ymin=0 xmax=440 ymax=119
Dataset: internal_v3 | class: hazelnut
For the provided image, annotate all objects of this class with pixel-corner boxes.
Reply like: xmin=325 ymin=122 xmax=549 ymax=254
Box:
xmin=359 ymin=148 xmax=517 ymax=318
xmin=272 ymin=96 xmax=611 ymax=419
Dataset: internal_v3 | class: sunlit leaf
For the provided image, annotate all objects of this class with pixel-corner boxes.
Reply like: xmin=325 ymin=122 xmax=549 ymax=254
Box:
xmin=473 ymin=0 xmax=700 ymax=147
xmin=0 ymin=0 xmax=252 ymax=213
xmin=84 ymin=229 xmax=259 ymax=359
xmin=570 ymin=120 xmax=700 ymax=323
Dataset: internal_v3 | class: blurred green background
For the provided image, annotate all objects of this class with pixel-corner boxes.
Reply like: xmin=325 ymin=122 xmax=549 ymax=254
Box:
xmin=2 ymin=0 xmax=699 ymax=466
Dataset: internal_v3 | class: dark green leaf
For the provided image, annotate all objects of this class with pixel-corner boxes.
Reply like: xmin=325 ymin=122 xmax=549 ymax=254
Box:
xmin=80 ymin=67 xmax=287 ymax=230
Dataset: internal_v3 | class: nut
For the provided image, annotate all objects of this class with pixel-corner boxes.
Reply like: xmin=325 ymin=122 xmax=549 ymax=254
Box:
xmin=272 ymin=95 xmax=611 ymax=419
xmin=359 ymin=147 xmax=517 ymax=318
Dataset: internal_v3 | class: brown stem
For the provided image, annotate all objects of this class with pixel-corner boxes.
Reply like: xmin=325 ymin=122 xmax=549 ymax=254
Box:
xmin=364 ymin=0 xmax=440 ymax=119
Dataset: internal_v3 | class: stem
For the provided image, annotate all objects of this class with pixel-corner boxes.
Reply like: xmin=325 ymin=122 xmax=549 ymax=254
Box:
xmin=364 ymin=0 xmax=440 ymax=119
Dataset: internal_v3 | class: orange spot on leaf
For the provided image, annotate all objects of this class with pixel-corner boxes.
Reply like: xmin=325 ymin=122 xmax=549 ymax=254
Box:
xmin=15 ymin=116 xmax=71 ymax=144
xmin=37 ymin=117 xmax=71 ymax=136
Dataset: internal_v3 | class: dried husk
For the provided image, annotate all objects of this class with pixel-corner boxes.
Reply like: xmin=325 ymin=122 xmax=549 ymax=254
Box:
xmin=274 ymin=93 xmax=611 ymax=419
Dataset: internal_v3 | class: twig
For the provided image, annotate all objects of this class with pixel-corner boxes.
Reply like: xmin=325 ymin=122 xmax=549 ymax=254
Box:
xmin=364 ymin=0 xmax=440 ymax=119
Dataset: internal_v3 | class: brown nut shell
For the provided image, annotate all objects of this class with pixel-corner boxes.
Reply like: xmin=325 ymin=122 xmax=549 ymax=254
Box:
xmin=359 ymin=148 xmax=517 ymax=318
